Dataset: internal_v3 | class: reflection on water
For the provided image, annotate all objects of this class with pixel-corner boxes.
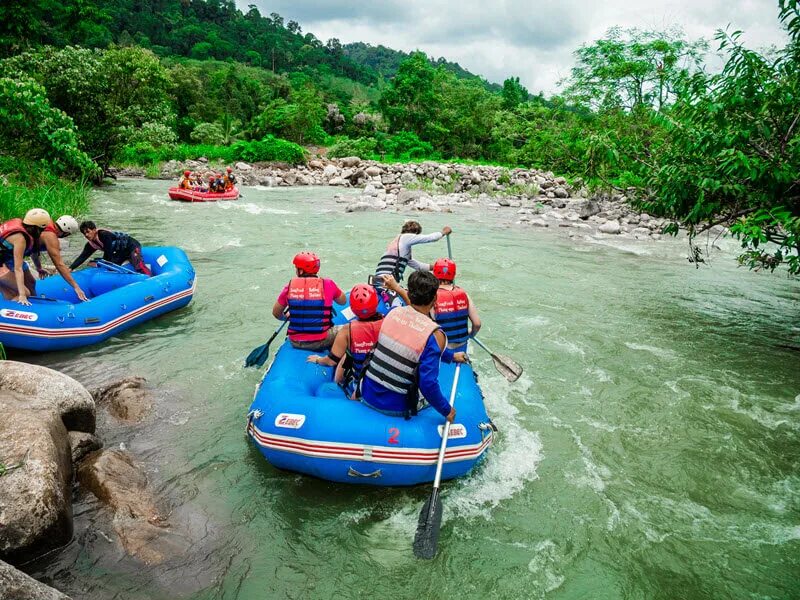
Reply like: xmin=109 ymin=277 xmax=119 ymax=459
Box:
xmin=13 ymin=179 xmax=799 ymax=599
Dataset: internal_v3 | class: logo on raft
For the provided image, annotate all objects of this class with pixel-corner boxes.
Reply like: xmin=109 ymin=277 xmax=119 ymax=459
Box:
xmin=0 ymin=308 xmax=38 ymax=322
xmin=437 ymin=424 xmax=467 ymax=439
xmin=274 ymin=413 xmax=306 ymax=429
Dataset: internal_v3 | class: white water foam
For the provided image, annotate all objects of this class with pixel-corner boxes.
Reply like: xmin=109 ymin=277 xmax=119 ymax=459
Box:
xmin=515 ymin=315 xmax=551 ymax=328
xmin=550 ymin=337 xmax=586 ymax=357
xmin=625 ymin=342 xmax=677 ymax=360
xmin=217 ymin=202 xmax=296 ymax=215
xmin=526 ymin=540 xmax=566 ymax=593
xmin=586 ymin=366 xmax=612 ymax=383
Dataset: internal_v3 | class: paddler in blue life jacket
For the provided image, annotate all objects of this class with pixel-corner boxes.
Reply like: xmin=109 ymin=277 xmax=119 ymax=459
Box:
xmin=272 ymin=251 xmax=347 ymax=351
xmin=307 ymin=284 xmax=383 ymax=397
xmin=431 ymin=258 xmax=480 ymax=352
xmin=0 ymin=208 xmax=51 ymax=305
xmin=69 ymin=221 xmax=152 ymax=275
xmin=360 ymin=270 xmax=467 ymax=421
xmin=373 ymin=220 xmax=452 ymax=306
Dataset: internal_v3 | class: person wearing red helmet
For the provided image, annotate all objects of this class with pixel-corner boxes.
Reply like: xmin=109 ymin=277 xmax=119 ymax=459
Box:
xmin=307 ymin=283 xmax=384 ymax=397
xmin=223 ymin=166 xmax=236 ymax=191
xmin=272 ymin=251 xmax=347 ymax=350
xmin=431 ymin=258 xmax=480 ymax=351
xmin=178 ymin=170 xmax=194 ymax=190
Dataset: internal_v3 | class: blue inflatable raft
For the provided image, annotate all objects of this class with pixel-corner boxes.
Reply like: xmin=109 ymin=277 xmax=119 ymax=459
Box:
xmin=247 ymin=299 xmax=495 ymax=486
xmin=0 ymin=246 xmax=196 ymax=351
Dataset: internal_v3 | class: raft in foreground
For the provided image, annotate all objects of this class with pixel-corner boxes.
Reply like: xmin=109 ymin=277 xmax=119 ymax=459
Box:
xmin=0 ymin=247 xmax=196 ymax=351
xmin=168 ymin=187 xmax=239 ymax=202
xmin=247 ymin=308 xmax=494 ymax=486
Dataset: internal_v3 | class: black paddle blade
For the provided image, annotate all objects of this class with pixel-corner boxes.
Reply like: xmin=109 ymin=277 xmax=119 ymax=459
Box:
xmin=244 ymin=343 xmax=269 ymax=368
xmin=413 ymin=489 xmax=442 ymax=559
xmin=492 ymin=353 xmax=523 ymax=382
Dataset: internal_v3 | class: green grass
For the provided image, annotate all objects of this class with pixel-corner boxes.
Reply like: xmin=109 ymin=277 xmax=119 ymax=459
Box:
xmin=0 ymin=157 xmax=90 ymax=221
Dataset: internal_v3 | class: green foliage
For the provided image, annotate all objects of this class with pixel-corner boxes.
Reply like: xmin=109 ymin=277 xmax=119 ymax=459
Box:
xmin=0 ymin=76 xmax=99 ymax=178
xmin=190 ymin=122 xmax=226 ymax=145
xmin=328 ymin=137 xmax=378 ymax=159
xmin=230 ymin=135 xmax=306 ymax=164
xmin=502 ymin=77 xmax=529 ymax=109
xmin=252 ymin=83 xmax=326 ymax=144
xmin=382 ymin=131 xmax=435 ymax=159
xmin=0 ymin=157 xmax=90 ymax=221
xmin=638 ymin=0 xmax=800 ymax=274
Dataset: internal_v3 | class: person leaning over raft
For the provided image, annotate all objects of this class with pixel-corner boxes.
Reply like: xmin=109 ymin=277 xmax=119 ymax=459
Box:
xmin=374 ymin=220 xmax=452 ymax=283
xmin=307 ymin=284 xmax=383 ymax=397
xmin=272 ymin=251 xmax=346 ymax=351
xmin=37 ymin=215 xmax=89 ymax=301
xmin=360 ymin=270 xmax=467 ymax=422
xmin=0 ymin=208 xmax=51 ymax=305
xmin=431 ymin=258 xmax=480 ymax=352
xmin=69 ymin=221 xmax=152 ymax=275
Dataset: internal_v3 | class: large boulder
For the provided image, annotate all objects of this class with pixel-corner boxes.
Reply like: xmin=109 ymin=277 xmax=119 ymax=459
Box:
xmin=0 ymin=362 xmax=96 ymax=563
xmin=0 ymin=559 xmax=71 ymax=599
xmin=78 ymin=450 xmax=189 ymax=565
xmin=339 ymin=156 xmax=361 ymax=168
xmin=322 ymin=165 xmax=339 ymax=179
xmin=396 ymin=189 xmax=425 ymax=205
xmin=579 ymin=200 xmax=601 ymax=220
xmin=598 ymin=220 xmax=621 ymax=234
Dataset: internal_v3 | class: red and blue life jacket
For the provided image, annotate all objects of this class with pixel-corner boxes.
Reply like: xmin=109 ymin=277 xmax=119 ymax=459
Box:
xmin=434 ymin=285 xmax=470 ymax=347
xmin=286 ymin=277 xmax=333 ymax=337
xmin=348 ymin=319 xmax=383 ymax=383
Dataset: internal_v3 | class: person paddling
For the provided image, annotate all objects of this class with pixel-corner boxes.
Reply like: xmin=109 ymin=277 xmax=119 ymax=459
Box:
xmin=307 ymin=284 xmax=383 ymax=397
xmin=374 ymin=220 xmax=452 ymax=305
xmin=37 ymin=215 xmax=89 ymax=301
xmin=69 ymin=221 xmax=151 ymax=275
xmin=360 ymin=270 xmax=466 ymax=421
xmin=0 ymin=209 xmax=51 ymax=304
xmin=272 ymin=252 xmax=346 ymax=351
xmin=223 ymin=167 xmax=236 ymax=191
xmin=178 ymin=170 xmax=195 ymax=190
xmin=431 ymin=258 xmax=480 ymax=352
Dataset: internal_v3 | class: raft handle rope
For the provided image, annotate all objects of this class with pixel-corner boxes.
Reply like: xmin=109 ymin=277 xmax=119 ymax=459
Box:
xmin=96 ymin=259 xmax=138 ymax=275
xmin=347 ymin=467 xmax=383 ymax=478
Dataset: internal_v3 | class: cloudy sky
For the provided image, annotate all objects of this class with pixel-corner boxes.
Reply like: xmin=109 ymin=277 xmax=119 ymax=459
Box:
xmin=241 ymin=0 xmax=788 ymax=94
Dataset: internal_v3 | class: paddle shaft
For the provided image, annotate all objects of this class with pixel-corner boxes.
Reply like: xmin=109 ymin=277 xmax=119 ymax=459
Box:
xmin=470 ymin=336 xmax=493 ymax=357
xmin=431 ymin=363 xmax=461 ymax=490
xmin=267 ymin=319 xmax=288 ymax=345
xmin=446 ymin=234 xmax=452 ymax=260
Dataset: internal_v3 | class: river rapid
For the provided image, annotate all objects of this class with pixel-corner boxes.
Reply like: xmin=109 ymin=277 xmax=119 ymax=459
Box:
xmin=15 ymin=179 xmax=799 ymax=599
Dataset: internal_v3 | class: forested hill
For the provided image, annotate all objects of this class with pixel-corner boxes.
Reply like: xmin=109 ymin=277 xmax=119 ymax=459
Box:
xmin=343 ymin=42 xmax=502 ymax=92
xmin=1 ymin=0 xmax=493 ymax=87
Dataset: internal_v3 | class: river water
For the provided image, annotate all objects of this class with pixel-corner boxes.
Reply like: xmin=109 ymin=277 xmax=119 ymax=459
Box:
xmin=16 ymin=179 xmax=799 ymax=599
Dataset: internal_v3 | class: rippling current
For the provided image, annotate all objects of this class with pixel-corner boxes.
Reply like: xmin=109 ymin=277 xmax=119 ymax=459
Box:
xmin=14 ymin=179 xmax=800 ymax=599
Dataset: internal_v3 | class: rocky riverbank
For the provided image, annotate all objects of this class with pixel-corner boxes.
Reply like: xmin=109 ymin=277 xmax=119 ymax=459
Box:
xmin=114 ymin=156 xmax=682 ymax=241
xmin=0 ymin=363 xmax=196 ymax=599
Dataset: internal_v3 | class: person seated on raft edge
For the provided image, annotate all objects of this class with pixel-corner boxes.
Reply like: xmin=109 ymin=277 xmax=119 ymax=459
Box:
xmin=178 ymin=170 xmax=195 ymax=190
xmin=272 ymin=251 xmax=347 ymax=351
xmin=69 ymin=221 xmax=152 ymax=276
xmin=373 ymin=220 xmax=452 ymax=307
xmin=359 ymin=270 xmax=468 ymax=423
xmin=37 ymin=215 xmax=89 ymax=302
xmin=0 ymin=208 xmax=51 ymax=305
xmin=430 ymin=257 xmax=480 ymax=353
xmin=307 ymin=284 xmax=384 ymax=398
xmin=214 ymin=173 xmax=226 ymax=193
xmin=223 ymin=167 xmax=236 ymax=191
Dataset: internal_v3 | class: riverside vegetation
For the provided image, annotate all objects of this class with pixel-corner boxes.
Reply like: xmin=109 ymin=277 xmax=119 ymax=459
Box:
xmin=0 ymin=0 xmax=797 ymax=273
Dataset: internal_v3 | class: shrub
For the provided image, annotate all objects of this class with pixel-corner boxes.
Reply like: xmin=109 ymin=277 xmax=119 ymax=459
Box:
xmin=328 ymin=136 xmax=378 ymax=158
xmin=190 ymin=122 xmax=225 ymax=145
xmin=382 ymin=131 xmax=434 ymax=159
xmin=230 ymin=135 xmax=306 ymax=164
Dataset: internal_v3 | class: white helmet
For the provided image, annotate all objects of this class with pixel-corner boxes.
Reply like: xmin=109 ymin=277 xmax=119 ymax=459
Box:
xmin=22 ymin=208 xmax=51 ymax=228
xmin=56 ymin=215 xmax=79 ymax=236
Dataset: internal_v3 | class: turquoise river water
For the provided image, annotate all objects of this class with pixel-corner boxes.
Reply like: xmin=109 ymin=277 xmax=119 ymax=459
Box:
xmin=14 ymin=178 xmax=800 ymax=599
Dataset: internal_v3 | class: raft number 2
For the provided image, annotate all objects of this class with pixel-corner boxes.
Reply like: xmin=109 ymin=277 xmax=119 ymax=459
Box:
xmin=388 ymin=428 xmax=400 ymax=444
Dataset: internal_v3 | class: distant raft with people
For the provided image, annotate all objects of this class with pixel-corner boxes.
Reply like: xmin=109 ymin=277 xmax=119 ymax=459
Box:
xmin=167 ymin=186 xmax=239 ymax=202
xmin=0 ymin=246 xmax=196 ymax=351
xmin=246 ymin=299 xmax=495 ymax=487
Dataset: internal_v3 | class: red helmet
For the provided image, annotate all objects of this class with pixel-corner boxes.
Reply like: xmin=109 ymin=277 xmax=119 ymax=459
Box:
xmin=433 ymin=258 xmax=456 ymax=281
xmin=184 ymin=170 xmax=191 ymax=176
xmin=350 ymin=284 xmax=378 ymax=319
xmin=226 ymin=167 xmax=232 ymax=172
xmin=208 ymin=174 xmax=215 ymax=180
xmin=293 ymin=251 xmax=320 ymax=275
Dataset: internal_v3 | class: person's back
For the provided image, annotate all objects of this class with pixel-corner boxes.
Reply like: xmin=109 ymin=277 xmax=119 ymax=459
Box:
xmin=179 ymin=171 xmax=193 ymax=190
xmin=361 ymin=270 xmax=460 ymax=422
xmin=223 ymin=167 xmax=236 ymax=190
xmin=272 ymin=252 xmax=346 ymax=351
xmin=431 ymin=258 xmax=479 ymax=351
xmin=373 ymin=220 xmax=451 ymax=284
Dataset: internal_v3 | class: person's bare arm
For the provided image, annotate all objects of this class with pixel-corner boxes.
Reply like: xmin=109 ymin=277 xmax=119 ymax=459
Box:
xmin=466 ymin=293 xmax=481 ymax=336
xmin=272 ymin=301 xmax=287 ymax=320
xmin=10 ymin=237 xmax=30 ymax=305
xmin=381 ymin=274 xmax=410 ymax=305
xmin=308 ymin=327 xmax=348 ymax=366
xmin=334 ymin=292 xmax=346 ymax=305
xmin=43 ymin=235 xmax=88 ymax=301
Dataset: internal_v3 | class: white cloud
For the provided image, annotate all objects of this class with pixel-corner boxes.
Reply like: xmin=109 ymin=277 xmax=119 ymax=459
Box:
xmin=241 ymin=0 xmax=789 ymax=94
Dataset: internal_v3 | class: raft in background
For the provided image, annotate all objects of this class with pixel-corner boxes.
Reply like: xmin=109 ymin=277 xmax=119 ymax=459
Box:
xmin=246 ymin=299 xmax=495 ymax=487
xmin=168 ymin=187 xmax=239 ymax=202
xmin=0 ymin=247 xmax=196 ymax=351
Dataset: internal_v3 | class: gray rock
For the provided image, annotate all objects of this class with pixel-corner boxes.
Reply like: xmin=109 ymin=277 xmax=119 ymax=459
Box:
xmin=0 ymin=361 xmax=94 ymax=434
xmin=234 ymin=162 xmax=252 ymax=171
xmin=579 ymin=200 xmax=601 ymax=220
xmin=345 ymin=202 xmax=377 ymax=212
xmin=396 ymin=189 xmax=425 ymax=205
xmin=529 ymin=218 xmax=549 ymax=227
xmin=282 ymin=172 xmax=297 ymax=186
xmin=497 ymin=197 xmax=511 ymax=207
xmin=92 ymin=377 xmax=152 ymax=423
xmin=328 ymin=177 xmax=348 ymax=186
xmin=308 ymin=160 xmax=324 ymax=169
xmin=0 ymin=559 xmax=71 ymax=599
xmin=631 ymin=227 xmax=652 ymax=238
xmin=598 ymin=220 xmax=621 ymax=234
xmin=69 ymin=431 xmax=102 ymax=464
xmin=322 ymin=165 xmax=339 ymax=179
xmin=340 ymin=156 xmax=361 ymax=168
xmin=553 ymin=186 xmax=569 ymax=198
xmin=365 ymin=166 xmax=382 ymax=177
xmin=197 ymin=156 xmax=208 ymax=163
